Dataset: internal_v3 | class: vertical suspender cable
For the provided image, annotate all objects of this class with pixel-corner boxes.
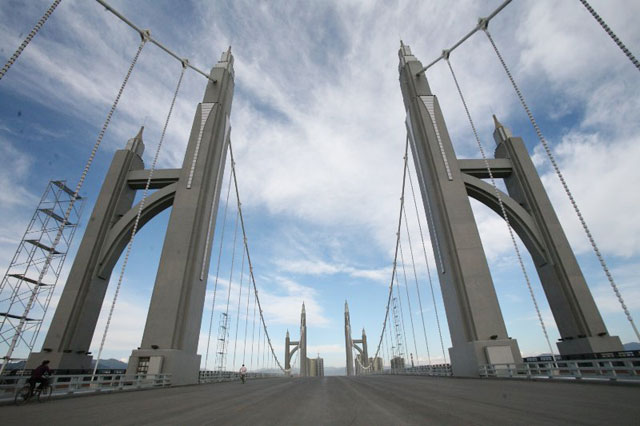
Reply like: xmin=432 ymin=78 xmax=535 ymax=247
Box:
xmin=372 ymin=136 xmax=409 ymax=362
xmin=231 ymin=245 xmax=246 ymax=370
xmin=250 ymin=288 xmax=257 ymax=369
xmin=228 ymin=142 xmax=285 ymax=372
xmin=92 ymin=56 xmax=183 ymax=378
xmin=393 ymin=269 xmax=409 ymax=357
xmin=402 ymin=204 xmax=432 ymax=365
xmin=483 ymin=29 xmax=640 ymax=341
xmin=220 ymin=209 xmax=240 ymax=370
xmin=446 ymin=57 xmax=556 ymax=359
xmin=242 ymin=257 xmax=252 ymax=364
xmin=578 ymin=0 xmax=640 ymax=72
xmin=406 ymin=164 xmax=447 ymax=363
xmin=0 ymin=0 xmax=62 ymax=81
xmin=256 ymin=312 xmax=262 ymax=369
xmin=398 ymin=238 xmax=420 ymax=364
xmin=204 ymin=166 xmax=234 ymax=369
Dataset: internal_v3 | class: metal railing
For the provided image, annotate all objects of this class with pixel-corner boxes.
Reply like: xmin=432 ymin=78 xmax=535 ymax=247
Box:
xmin=0 ymin=373 xmax=171 ymax=402
xmin=479 ymin=357 xmax=640 ymax=382
xmin=198 ymin=370 xmax=281 ymax=384
xmin=373 ymin=364 xmax=452 ymax=377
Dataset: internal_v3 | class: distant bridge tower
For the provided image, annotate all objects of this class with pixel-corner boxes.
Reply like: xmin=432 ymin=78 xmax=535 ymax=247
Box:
xmin=285 ymin=302 xmax=308 ymax=376
xmin=398 ymin=44 xmax=622 ymax=376
xmin=344 ymin=301 xmax=369 ymax=376
xmin=344 ymin=301 xmax=353 ymax=376
xmin=27 ymin=49 xmax=235 ymax=385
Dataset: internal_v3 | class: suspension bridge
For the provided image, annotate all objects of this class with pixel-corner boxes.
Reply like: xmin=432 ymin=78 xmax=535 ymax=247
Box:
xmin=1 ymin=0 xmax=639 ymax=424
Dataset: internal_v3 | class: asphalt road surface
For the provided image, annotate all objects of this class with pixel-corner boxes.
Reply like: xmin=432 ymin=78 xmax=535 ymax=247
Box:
xmin=2 ymin=375 xmax=639 ymax=425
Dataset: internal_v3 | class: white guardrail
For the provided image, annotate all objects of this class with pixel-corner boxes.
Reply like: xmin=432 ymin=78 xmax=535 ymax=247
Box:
xmin=480 ymin=358 xmax=640 ymax=382
xmin=198 ymin=371 xmax=280 ymax=383
xmin=0 ymin=373 xmax=171 ymax=402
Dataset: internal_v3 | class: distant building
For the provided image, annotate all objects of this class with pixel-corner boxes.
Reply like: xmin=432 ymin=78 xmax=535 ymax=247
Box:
xmin=370 ymin=357 xmax=383 ymax=372
xmin=308 ymin=355 xmax=324 ymax=377
xmin=391 ymin=356 xmax=405 ymax=370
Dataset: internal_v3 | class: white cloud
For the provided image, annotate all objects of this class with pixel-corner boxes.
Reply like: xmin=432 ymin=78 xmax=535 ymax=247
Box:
xmin=1 ymin=0 xmax=638 ymax=367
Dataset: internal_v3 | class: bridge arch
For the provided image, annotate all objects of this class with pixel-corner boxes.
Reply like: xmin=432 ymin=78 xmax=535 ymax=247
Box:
xmin=462 ymin=174 xmax=547 ymax=267
xmin=97 ymin=183 xmax=177 ymax=279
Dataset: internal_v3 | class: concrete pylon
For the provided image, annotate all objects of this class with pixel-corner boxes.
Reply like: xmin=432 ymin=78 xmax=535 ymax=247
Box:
xmin=398 ymin=43 xmax=621 ymax=376
xmin=299 ymin=302 xmax=308 ymax=376
xmin=490 ymin=118 xmax=622 ymax=355
xmin=284 ymin=303 xmax=308 ymax=376
xmin=127 ymin=49 xmax=235 ymax=385
xmin=28 ymin=49 xmax=235 ymax=385
xmin=28 ymin=128 xmax=147 ymax=371
xmin=398 ymin=44 xmax=521 ymax=376
xmin=344 ymin=301 xmax=354 ymax=376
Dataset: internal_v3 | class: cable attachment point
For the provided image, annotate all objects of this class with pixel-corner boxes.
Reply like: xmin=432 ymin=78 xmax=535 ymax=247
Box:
xmin=477 ymin=17 xmax=489 ymax=31
xmin=442 ymin=49 xmax=451 ymax=61
xmin=181 ymin=58 xmax=189 ymax=69
xmin=140 ymin=29 xmax=151 ymax=42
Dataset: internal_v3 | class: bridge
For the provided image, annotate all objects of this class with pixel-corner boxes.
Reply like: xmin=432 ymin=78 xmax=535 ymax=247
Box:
xmin=1 ymin=0 xmax=639 ymax=423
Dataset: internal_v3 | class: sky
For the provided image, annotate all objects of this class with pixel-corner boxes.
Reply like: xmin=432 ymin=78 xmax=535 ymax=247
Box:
xmin=0 ymin=0 xmax=639 ymax=371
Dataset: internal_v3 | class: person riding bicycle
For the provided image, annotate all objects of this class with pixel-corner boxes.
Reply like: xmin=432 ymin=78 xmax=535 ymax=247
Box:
xmin=239 ymin=364 xmax=247 ymax=383
xmin=28 ymin=360 xmax=50 ymax=395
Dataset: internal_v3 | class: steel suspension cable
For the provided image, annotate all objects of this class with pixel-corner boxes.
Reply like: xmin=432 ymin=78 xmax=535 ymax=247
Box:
xmin=446 ymin=57 xmax=556 ymax=358
xmin=0 ymin=37 xmax=147 ymax=377
xmin=242 ymin=258 xmax=252 ymax=364
xmin=578 ymin=0 xmax=640 ymax=72
xmin=401 ymin=203 xmax=432 ymax=365
xmin=231 ymin=240 xmax=246 ymax=370
xmin=406 ymin=164 xmax=447 ymax=363
xmin=204 ymin=165 xmax=234 ymax=370
xmin=416 ymin=0 xmax=513 ymax=75
xmin=371 ymin=136 xmax=409 ymax=362
xmin=398 ymin=239 xmax=420 ymax=364
xmin=483 ymin=28 xmax=640 ymax=341
xmin=0 ymin=0 xmax=62 ymax=82
xmin=94 ymin=0 xmax=214 ymax=82
xmin=228 ymin=142 xmax=285 ymax=372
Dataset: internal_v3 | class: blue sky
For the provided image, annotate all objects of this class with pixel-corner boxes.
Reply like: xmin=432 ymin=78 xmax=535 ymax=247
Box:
xmin=1 ymin=0 xmax=639 ymax=371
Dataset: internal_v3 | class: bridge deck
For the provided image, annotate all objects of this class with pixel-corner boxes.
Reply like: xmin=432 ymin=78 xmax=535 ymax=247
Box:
xmin=3 ymin=375 xmax=639 ymax=425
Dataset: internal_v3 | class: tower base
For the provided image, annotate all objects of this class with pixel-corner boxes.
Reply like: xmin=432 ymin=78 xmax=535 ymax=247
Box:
xmin=127 ymin=348 xmax=200 ymax=386
xmin=449 ymin=339 xmax=522 ymax=377
xmin=26 ymin=351 xmax=93 ymax=371
xmin=557 ymin=335 xmax=623 ymax=356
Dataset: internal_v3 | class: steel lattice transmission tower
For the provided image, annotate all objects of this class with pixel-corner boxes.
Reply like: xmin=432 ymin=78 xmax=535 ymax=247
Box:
xmin=0 ymin=181 xmax=85 ymax=374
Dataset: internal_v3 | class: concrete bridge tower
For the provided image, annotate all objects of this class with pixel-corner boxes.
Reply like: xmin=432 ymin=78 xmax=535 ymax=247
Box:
xmin=284 ymin=303 xmax=308 ymax=376
xmin=344 ymin=301 xmax=354 ymax=376
xmin=397 ymin=44 xmax=622 ymax=376
xmin=27 ymin=49 xmax=235 ymax=385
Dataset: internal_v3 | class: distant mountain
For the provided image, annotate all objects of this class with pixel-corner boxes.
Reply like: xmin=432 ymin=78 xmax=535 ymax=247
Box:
xmin=1 ymin=358 xmax=127 ymax=373
xmin=91 ymin=358 xmax=128 ymax=370
xmin=323 ymin=366 xmax=346 ymax=376
xmin=623 ymin=342 xmax=640 ymax=351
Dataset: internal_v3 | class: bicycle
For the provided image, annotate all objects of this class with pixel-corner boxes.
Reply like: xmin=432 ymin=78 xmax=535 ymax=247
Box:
xmin=14 ymin=380 xmax=52 ymax=405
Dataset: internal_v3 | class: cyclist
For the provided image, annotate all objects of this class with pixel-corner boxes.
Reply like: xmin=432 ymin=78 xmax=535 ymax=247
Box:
xmin=28 ymin=360 xmax=51 ymax=396
xmin=239 ymin=364 xmax=247 ymax=384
